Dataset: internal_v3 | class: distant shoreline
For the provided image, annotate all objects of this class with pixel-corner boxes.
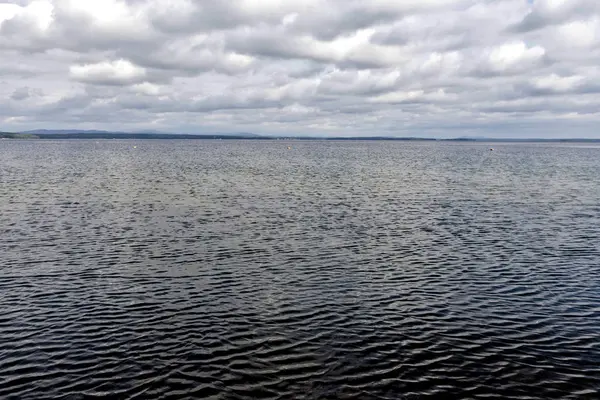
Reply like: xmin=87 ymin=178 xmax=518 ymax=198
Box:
xmin=1 ymin=132 xmax=600 ymax=142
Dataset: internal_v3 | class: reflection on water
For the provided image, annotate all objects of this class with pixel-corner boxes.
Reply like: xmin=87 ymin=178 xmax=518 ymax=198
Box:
xmin=1 ymin=140 xmax=600 ymax=399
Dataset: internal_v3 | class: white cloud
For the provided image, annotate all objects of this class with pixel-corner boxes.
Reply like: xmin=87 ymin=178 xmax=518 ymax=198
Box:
xmin=557 ymin=19 xmax=598 ymax=48
xmin=531 ymin=74 xmax=584 ymax=93
xmin=69 ymin=59 xmax=147 ymax=85
xmin=0 ymin=0 xmax=52 ymax=30
xmin=131 ymin=82 xmax=162 ymax=96
xmin=0 ymin=0 xmax=600 ymax=137
xmin=0 ymin=3 xmax=20 ymax=24
xmin=486 ymin=42 xmax=546 ymax=73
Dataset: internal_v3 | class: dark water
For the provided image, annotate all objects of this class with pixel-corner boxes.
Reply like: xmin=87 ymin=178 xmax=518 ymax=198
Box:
xmin=1 ymin=140 xmax=600 ymax=400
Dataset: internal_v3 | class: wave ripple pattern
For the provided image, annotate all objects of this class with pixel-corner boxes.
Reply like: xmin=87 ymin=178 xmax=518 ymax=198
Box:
xmin=1 ymin=140 xmax=600 ymax=400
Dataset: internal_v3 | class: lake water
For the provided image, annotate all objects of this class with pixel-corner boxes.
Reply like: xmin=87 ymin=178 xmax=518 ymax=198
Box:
xmin=1 ymin=140 xmax=599 ymax=399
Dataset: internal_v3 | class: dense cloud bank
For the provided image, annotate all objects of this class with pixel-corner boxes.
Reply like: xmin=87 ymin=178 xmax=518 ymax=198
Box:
xmin=1 ymin=0 xmax=599 ymax=137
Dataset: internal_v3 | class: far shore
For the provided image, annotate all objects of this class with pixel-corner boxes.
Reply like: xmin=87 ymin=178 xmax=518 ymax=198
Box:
xmin=1 ymin=132 xmax=600 ymax=142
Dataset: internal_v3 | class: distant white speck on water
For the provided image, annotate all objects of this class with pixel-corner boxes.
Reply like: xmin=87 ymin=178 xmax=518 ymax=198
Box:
xmin=134 ymin=146 xmax=137 ymax=148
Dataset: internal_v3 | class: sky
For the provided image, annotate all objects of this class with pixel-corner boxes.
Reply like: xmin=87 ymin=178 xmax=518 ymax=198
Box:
xmin=0 ymin=0 xmax=599 ymax=138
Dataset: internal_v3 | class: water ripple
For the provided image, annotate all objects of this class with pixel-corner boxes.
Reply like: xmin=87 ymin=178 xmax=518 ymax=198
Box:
xmin=1 ymin=140 xmax=600 ymax=399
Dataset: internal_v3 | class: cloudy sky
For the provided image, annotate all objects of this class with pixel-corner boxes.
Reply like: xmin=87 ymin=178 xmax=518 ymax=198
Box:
xmin=1 ymin=0 xmax=599 ymax=137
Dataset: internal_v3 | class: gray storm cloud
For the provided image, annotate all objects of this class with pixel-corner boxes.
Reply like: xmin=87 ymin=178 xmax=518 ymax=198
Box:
xmin=0 ymin=0 xmax=599 ymax=137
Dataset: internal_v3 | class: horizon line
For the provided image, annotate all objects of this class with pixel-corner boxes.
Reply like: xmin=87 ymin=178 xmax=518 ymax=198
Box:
xmin=2 ymin=131 xmax=600 ymax=142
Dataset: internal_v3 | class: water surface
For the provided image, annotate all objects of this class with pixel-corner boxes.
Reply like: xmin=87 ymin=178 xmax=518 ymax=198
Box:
xmin=1 ymin=140 xmax=599 ymax=399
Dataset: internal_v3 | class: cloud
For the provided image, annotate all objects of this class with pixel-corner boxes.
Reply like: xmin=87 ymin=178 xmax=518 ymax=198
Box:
xmin=0 ymin=0 xmax=600 ymax=137
xmin=10 ymin=86 xmax=35 ymax=100
xmin=482 ymin=41 xmax=546 ymax=75
xmin=69 ymin=59 xmax=147 ymax=85
xmin=512 ymin=0 xmax=600 ymax=32
xmin=556 ymin=19 xmax=599 ymax=48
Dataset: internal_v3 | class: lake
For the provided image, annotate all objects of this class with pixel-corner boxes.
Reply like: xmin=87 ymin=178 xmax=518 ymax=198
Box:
xmin=1 ymin=140 xmax=599 ymax=399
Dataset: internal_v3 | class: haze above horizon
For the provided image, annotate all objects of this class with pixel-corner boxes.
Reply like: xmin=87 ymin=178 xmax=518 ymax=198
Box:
xmin=1 ymin=0 xmax=599 ymax=138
